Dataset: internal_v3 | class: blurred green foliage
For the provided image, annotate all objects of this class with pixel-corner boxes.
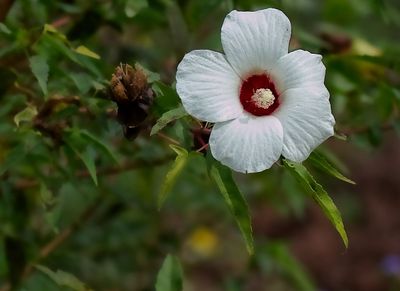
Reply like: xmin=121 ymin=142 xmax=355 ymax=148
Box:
xmin=1 ymin=0 xmax=400 ymax=290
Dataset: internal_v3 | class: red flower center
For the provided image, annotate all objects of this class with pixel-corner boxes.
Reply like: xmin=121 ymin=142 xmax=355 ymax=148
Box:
xmin=239 ymin=73 xmax=280 ymax=116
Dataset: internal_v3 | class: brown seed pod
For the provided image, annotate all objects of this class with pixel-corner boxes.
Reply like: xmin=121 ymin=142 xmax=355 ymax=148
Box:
xmin=109 ymin=64 xmax=149 ymax=104
xmin=108 ymin=63 xmax=154 ymax=140
xmin=110 ymin=68 xmax=129 ymax=103
xmin=124 ymin=64 xmax=148 ymax=102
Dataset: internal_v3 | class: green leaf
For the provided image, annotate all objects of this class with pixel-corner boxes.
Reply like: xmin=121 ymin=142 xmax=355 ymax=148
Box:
xmin=155 ymin=255 xmax=183 ymax=291
xmin=158 ymin=145 xmax=189 ymax=209
xmin=139 ymin=64 xmax=160 ymax=83
xmin=65 ymin=137 xmax=98 ymax=186
xmin=43 ymin=24 xmax=58 ymax=34
xmin=263 ymin=242 xmax=316 ymax=291
xmin=125 ymin=0 xmax=148 ymax=18
xmin=75 ymin=45 xmax=100 ymax=59
xmin=283 ymin=159 xmax=348 ymax=248
xmin=35 ymin=265 xmax=92 ymax=291
xmin=308 ymin=151 xmax=355 ymax=184
xmin=209 ymin=160 xmax=254 ymax=255
xmin=39 ymin=183 xmax=55 ymax=206
xmin=150 ymin=106 xmax=187 ymax=136
xmin=43 ymin=24 xmax=67 ymax=41
xmin=0 ymin=144 xmax=27 ymax=176
xmin=39 ymin=34 xmax=78 ymax=63
xmin=14 ymin=105 xmax=37 ymax=127
xmin=79 ymin=130 xmax=119 ymax=164
xmin=29 ymin=55 xmax=49 ymax=96
xmin=0 ymin=23 xmax=11 ymax=35
xmin=70 ymin=72 xmax=93 ymax=94
xmin=80 ymin=148 xmax=98 ymax=186
xmin=152 ymin=81 xmax=180 ymax=113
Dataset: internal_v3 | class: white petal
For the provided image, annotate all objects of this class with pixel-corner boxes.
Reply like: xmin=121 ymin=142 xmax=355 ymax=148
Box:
xmin=271 ymin=50 xmax=326 ymax=92
xmin=176 ymin=50 xmax=243 ymax=123
xmin=273 ymin=86 xmax=335 ymax=162
xmin=221 ymin=8 xmax=291 ymax=76
xmin=209 ymin=113 xmax=283 ymax=173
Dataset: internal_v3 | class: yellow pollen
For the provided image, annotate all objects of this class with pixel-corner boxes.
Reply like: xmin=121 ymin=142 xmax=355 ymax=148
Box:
xmin=251 ymin=88 xmax=275 ymax=109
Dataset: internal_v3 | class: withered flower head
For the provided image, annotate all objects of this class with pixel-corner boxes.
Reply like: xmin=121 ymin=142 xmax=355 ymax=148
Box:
xmin=110 ymin=64 xmax=149 ymax=104
xmin=109 ymin=63 xmax=154 ymax=140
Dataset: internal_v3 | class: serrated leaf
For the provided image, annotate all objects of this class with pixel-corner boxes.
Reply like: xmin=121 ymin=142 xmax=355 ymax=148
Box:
xmin=309 ymin=152 xmax=355 ymax=184
xmin=29 ymin=55 xmax=49 ymax=96
xmin=75 ymin=45 xmax=100 ymax=59
xmin=152 ymin=81 xmax=180 ymax=113
xmin=70 ymin=72 xmax=93 ymax=94
xmin=155 ymin=255 xmax=183 ymax=291
xmin=158 ymin=145 xmax=189 ymax=209
xmin=79 ymin=148 xmax=98 ymax=186
xmin=283 ymin=159 xmax=348 ymax=248
xmin=209 ymin=161 xmax=254 ymax=255
xmin=150 ymin=106 xmax=187 ymax=136
xmin=139 ymin=64 xmax=160 ymax=83
xmin=41 ymin=34 xmax=78 ymax=62
xmin=79 ymin=130 xmax=119 ymax=164
xmin=35 ymin=265 xmax=92 ymax=291
xmin=65 ymin=137 xmax=98 ymax=186
xmin=14 ymin=105 xmax=37 ymax=127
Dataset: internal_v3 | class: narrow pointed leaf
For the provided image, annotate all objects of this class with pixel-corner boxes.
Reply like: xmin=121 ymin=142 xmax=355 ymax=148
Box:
xmin=75 ymin=45 xmax=100 ymax=59
xmin=43 ymin=24 xmax=68 ymax=41
xmin=283 ymin=159 xmax=348 ymax=248
xmin=150 ymin=106 xmax=187 ymax=136
xmin=79 ymin=130 xmax=119 ymax=163
xmin=29 ymin=55 xmax=49 ymax=96
xmin=158 ymin=145 xmax=189 ymax=209
xmin=79 ymin=148 xmax=98 ymax=186
xmin=35 ymin=265 xmax=92 ymax=291
xmin=210 ymin=161 xmax=254 ymax=254
xmin=155 ymin=255 xmax=183 ymax=291
xmin=264 ymin=243 xmax=316 ymax=291
xmin=65 ymin=140 xmax=98 ymax=186
xmin=309 ymin=151 xmax=355 ymax=184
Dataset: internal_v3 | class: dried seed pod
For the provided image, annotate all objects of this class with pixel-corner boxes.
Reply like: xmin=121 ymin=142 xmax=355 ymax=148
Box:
xmin=124 ymin=64 xmax=148 ymax=102
xmin=108 ymin=63 xmax=154 ymax=140
xmin=109 ymin=64 xmax=150 ymax=104
xmin=110 ymin=68 xmax=129 ymax=103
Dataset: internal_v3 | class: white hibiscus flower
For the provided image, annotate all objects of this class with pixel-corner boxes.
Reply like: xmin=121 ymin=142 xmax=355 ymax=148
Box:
xmin=176 ymin=8 xmax=335 ymax=173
